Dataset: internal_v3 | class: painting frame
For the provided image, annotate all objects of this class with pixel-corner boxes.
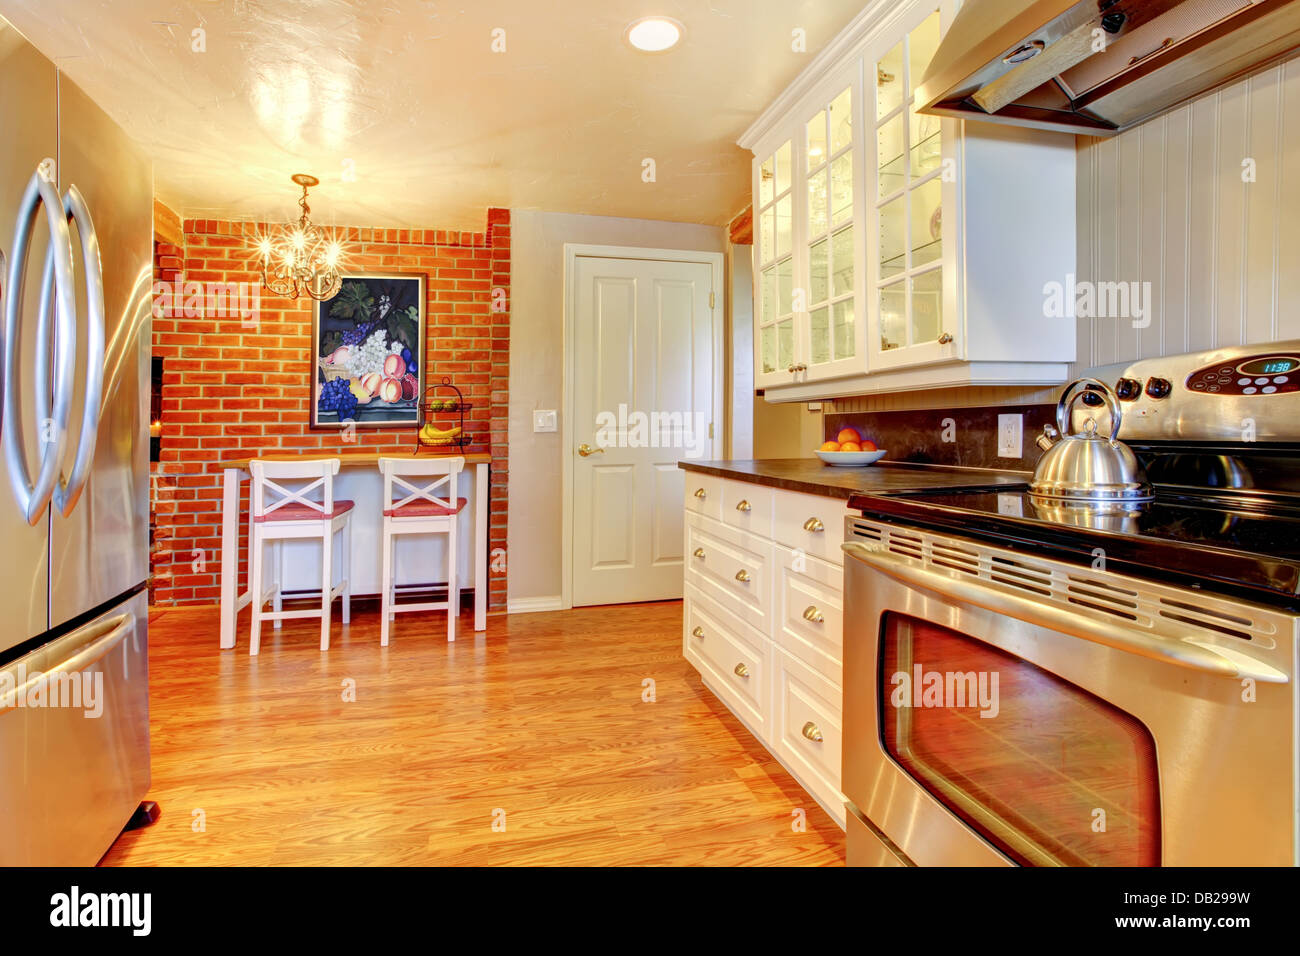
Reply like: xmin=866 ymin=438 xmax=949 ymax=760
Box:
xmin=310 ymin=272 xmax=426 ymax=429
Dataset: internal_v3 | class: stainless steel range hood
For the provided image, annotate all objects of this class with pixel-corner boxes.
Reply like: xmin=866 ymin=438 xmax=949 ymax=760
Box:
xmin=915 ymin=0 xmax=1300 ymax=135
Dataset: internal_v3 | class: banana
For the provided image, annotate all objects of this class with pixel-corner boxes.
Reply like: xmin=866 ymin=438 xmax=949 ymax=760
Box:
xmin=420 ymin=424 xmax=462 ymax=442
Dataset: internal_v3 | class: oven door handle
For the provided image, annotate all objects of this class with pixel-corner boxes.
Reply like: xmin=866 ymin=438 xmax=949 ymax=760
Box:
xmin=843 ymin=542 xmax=1289 ymax=684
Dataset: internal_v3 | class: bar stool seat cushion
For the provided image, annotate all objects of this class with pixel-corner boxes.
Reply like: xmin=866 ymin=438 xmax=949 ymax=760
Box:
xmin=384 ymin=496 xmax=468 ymax=518
xmin=255 ymin=499 xmax=356 ymax=522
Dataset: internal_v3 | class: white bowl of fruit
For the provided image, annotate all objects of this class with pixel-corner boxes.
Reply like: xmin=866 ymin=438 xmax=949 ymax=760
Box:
xmin=815 ymin=428 xmax=886 ymax=467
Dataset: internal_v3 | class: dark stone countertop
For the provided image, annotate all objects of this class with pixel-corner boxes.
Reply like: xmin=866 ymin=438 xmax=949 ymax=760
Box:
xmin=678 ymin=458 xmax=1029 ymax=499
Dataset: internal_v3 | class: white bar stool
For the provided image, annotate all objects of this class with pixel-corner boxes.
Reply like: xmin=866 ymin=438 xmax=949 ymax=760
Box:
xmin=248 ymin=459 xmax=354 ymax=654
xmin=378 ymin=456 xmax=466 ymax=644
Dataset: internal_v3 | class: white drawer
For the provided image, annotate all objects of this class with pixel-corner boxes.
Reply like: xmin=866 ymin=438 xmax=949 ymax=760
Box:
xmin=720 ymin=479 xmax=774 ymax=538
xmin=773 ymin=646 xmax=845 ymax=827
xmin=684 ymin=584 xmax=770 ymax=739
xmin=774 ymin=546 xmax=844 ymax=686
xmin=772 ymin=489 xmax=850 ymax=565
xmin=683 ymin=472 xmax=723 ymax=522
xmin=685 ymin=514 xmax=772 ymax=634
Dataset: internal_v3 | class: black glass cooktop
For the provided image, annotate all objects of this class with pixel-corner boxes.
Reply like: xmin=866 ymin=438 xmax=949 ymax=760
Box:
xmin=849 ymin=484 xmax=1300 ymax=609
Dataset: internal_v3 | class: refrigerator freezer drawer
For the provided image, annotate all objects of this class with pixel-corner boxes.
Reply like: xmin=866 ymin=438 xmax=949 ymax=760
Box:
xmin=0 ymin=588 xmax=149 ymax=864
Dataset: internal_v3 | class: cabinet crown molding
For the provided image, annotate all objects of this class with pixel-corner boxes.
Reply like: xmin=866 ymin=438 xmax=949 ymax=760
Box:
xmin=737 ymin=0 xmax=913 ymax=152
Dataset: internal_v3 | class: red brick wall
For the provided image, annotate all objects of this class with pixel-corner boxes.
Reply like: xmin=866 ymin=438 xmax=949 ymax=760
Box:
xmin=150 ymin=209 xmax=509 ymax=610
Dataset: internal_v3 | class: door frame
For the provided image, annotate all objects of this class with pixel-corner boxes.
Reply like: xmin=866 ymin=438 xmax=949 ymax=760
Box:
xmin=560 ymin=243 xmax=725 ymax=610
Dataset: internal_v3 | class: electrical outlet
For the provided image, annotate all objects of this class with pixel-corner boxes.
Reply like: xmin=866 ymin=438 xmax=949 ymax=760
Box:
xmin=533 ymin=409 xmax=557 ymax=433
xmin=997 ymin=413 xmax=1023 ymax=458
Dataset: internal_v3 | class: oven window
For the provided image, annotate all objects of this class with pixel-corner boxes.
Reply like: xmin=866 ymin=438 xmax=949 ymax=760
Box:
xmin=880 ymin=612 xmax=1160 ymax=866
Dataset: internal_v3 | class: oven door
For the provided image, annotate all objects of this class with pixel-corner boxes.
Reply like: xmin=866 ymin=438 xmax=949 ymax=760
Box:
xmin=841 ymin=518 xmax=1297 ymax=867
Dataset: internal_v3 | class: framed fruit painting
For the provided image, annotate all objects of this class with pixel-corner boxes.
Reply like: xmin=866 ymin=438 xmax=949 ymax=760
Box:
xmin=312 ymin=273 xmax=425 ymax=428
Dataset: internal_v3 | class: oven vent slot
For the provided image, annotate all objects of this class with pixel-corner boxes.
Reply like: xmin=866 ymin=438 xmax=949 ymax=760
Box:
xmin=849 ymin=522 xmax=884 ymax=543
xmin=1157 ymin=600 xmax=1256 ymax=642
xmin=988 ymin=555 xmax=1052 ymax=595
xmin=930 ymin=541 xmax=980 ymax=576
xmin=886 ymin=529 xmax=924 ymax=561
xmin=1065 ymin=576 xmax=1140 ymax=621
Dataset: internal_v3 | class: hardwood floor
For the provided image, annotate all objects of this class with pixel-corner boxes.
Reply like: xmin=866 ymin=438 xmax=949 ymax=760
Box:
xmin=103 ymin=599 xmax=846 ymax=866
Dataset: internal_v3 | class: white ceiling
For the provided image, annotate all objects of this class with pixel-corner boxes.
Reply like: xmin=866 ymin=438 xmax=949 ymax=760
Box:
xmin=0 ymin=0 xmax=868 ymax=230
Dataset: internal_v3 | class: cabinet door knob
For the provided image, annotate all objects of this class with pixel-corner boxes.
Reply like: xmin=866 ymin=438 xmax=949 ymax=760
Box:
xmin=802 ymin=721 xmax=823 ymax=742
xmin=787 ymin=364 xmax=797 ymax=373
xmin=803 ymin=517 xmax=825 ymax=533
xmin=735 ymin=499 xmax=751 ymax=512
xmin=691 ymin=626 xmax=704 ymax=639
xmin=734 ymin=663 xmax=750 ymax=678
xmin=693 ymin=487 xmax=707 ymax=499
xmin=734 ymin=569 xmax=751 ymax=583
xmin=938 ymin=332 xmax=954 ymax=344
xmin=692 ymin=547 xmax=706 ymax=559
xmin=802 ymin=605 xmax=824 ymax=624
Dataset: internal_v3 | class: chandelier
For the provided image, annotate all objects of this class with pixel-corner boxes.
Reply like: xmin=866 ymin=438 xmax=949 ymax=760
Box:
xmin=256 ymin=173 xmax=343 ymax=300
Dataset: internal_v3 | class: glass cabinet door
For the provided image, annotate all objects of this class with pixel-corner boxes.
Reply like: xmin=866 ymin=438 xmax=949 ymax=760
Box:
xmin=869 ymin=8 xmax=955 ymax=366
xmin=755 ymin=140 xmax=796 ymax=385
xmin=803 ymin=83 xmax=860 ymax=380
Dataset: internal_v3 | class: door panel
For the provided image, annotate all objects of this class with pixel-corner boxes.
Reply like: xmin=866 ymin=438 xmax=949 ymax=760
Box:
xmin=0 ymin=587 xmax=149 ymax=864
xmin=573 ymin=255 xmax=715 ymax=605
xmin=50 ymin=75 xmax=152 ymax=626
xmin=0 ymin=25 xmax=58 ymax=652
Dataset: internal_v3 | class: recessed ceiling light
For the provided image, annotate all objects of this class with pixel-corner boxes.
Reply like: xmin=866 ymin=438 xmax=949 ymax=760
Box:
xmin=626 ymin=16 xmax=683 ymax=53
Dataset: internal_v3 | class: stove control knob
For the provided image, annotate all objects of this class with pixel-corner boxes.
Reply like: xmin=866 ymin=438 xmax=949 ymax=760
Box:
xmin=1115 ymin=377 xmax=1142 ymax=401
xmin=1144 ymin=377 xmax=1172 ymax=399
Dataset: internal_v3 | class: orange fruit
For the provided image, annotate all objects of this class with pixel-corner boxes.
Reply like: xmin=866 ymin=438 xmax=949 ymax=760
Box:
xmin=819 ymin=440 xmax=841 ymax=452
xmin=859 ymin=438 xmax=878 ymax=452
xmin=839 ymin=441 xmax=862 ymax=452
xmin=836 ymin=427 xmax=861 ymax=444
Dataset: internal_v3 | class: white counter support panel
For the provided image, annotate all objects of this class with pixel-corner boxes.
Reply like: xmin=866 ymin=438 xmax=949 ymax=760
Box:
xmin=217 ymin=452 xmax=490 ymax=650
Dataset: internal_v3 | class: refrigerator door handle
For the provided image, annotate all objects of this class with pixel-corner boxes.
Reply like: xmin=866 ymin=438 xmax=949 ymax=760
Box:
xmin=2 ymin=159 xmax=77 ymax=526
xmin=0 ymin=611 xmax=132 ymax=715
xmin=51 ymin=184 xmax=105 ymax=517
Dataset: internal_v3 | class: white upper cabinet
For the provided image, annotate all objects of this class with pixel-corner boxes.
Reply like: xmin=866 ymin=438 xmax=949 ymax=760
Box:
xmin=741 ymin=0 xmax=1078 ymax=401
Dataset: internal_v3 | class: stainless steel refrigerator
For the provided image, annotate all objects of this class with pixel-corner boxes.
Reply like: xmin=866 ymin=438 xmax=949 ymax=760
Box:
xmin=0 ymin=16 xmax=153 ymax=865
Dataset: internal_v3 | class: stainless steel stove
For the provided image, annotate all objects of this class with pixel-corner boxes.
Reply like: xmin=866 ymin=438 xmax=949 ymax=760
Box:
xmin=841 ymin=342 xmax=1300 ymax=867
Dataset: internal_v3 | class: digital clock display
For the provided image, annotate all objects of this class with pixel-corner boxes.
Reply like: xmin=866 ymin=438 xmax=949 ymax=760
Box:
xmin=1238 ymin=357 xmax=1300 ymax=375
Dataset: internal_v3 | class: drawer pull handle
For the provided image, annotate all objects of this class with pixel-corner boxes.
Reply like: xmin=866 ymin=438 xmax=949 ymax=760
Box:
xmin=803 ymin=517 xmax=825 ymax=533
xmin=734 ymin=663 xmax=750 ymax=678
xmin=802 ymin=721 xmax=823 ymax=742
xmin=735 ymin=499 xmax=751 ymax=512
xmin=694 ymin=487 xmax=707 ymax=499
xmin=734 ymin=569 xmax=751 ymax=583
xmin=693 ymin=548 xmax=706 ymax=559
xmin=802 ymin=605 xmax=824 ymax=624
xmin=691 ymin=626 xmax=704 ymax=639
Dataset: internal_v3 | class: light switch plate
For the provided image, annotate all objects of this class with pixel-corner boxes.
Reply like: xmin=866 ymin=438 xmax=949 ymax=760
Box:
xmin=997 ymin=413 xmax=1023 ymax=458
xmin=533 ymin=409 xmax=557 ymax=433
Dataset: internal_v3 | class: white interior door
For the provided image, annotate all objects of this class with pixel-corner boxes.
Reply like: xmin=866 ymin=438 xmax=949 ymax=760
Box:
xmin=572 ymin=254 xmax=716 ymax=606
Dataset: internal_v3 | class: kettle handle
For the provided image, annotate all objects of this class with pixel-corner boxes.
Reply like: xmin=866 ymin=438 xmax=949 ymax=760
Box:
xmin=1056 ymin=378 xmax=1122 ymax=442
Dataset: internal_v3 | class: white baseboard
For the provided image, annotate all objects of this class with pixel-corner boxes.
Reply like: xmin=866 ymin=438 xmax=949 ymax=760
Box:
xmin=506 ymin=595 xmax=565 ymax=614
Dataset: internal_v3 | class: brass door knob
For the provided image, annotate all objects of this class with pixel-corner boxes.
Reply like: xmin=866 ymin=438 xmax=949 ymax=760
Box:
xmin=734 ymin=663 xmax=750 ymax=678
xmin=802 ymin=721 xmax=823 ymax=742
xmin=734 ymin=569 xmax=751 ymax=583
xmin=691 ymin=626 xmax=704 ymax=639
xmin=692 ymin=548 xmax=706 ymax=559
xmin=938 ymin=332 xmax=954 ymax=344
xmin=803 ymin=517 xmax=825 ymax=533
xmin=802 ymin=605 xmax=824 ymax=624
xmin=693 ymin=487 xmax=707 ymax=499
xmin=577 ymin=443 xmax=605 ymax=457
xmin=735 ymin=499 xmax=751 ymax=512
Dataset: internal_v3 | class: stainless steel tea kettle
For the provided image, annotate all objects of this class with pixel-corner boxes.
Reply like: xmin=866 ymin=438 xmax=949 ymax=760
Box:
xmin=1030 ymin=378 xmax=1153 ymax=502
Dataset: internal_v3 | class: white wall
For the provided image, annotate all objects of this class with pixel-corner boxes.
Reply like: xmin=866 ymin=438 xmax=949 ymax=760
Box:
xmin=508 ymin=210 xmax=727 ymax=608
xmin=1075 ymin=58 xmax=1300 ymax=371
